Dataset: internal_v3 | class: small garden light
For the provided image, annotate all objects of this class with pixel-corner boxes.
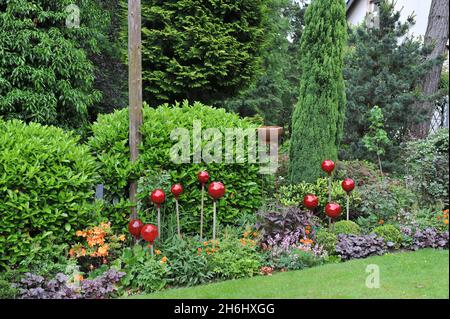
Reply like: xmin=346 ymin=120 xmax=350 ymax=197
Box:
xmin=198 ymin=171 xmax=210 ymax=239
xmin=171 ymin=183 xmax=184 ymax=239
xmin=341 ymin=178 xmax=355 ymax=221
xmin=208 ymin=181 xmax=225 ymax=241
xmin=151 ymin=189 xmax=166 ymax=240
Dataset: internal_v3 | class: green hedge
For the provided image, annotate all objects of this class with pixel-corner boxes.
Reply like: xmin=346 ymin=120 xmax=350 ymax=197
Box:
xmin=88 ymin=101 xmax=262 ymax=235
xmin=0 ymin=120 xmax=97 ymax=269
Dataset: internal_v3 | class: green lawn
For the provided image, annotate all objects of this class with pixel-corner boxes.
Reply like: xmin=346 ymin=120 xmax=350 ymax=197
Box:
xmin=134 ymin=249 xmax=449 ymax=299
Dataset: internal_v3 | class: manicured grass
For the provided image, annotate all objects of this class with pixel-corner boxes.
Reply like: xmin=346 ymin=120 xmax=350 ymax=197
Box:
xmin=134 ymin=249 xmax=449 ymax=299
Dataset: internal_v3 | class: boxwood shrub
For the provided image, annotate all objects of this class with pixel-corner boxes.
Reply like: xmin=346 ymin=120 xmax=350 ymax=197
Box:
xmin=88 ymin=101 xmax=262 ymax=235
xmin=0 ymin=120 xmax=97 ymax=269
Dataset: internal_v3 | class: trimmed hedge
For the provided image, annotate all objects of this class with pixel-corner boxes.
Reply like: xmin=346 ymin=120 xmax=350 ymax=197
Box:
xmin=0 ymin=120 xmax=97 ymax=269
xmin=88 ymin=101 xmax=262 ymax=235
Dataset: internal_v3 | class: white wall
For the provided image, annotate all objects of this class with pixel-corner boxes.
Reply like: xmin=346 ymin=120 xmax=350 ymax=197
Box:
xmin=347 ymin=0 xmax=370 ymax=26
xmin=347 ymin=0 xmax=433 ymax=38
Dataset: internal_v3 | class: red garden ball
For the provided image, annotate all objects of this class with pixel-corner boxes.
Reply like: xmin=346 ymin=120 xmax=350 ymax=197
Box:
xmin=341 ymin=178 xmax=355 ymax=193
xmin=321 ymin=160 xmax=335 ymax=174
xmin=208 ymin=182 xmax=225 ymax=200
xmin=171 ymin=184 xmax=183 ymax=199
xmin=303 ymin=194 xmax=319 ymax=210
xmin=140 ymin=224 xmax=158 ymax=244
xmin=198 ymin=171 xmax=210 ymax=185
xmin=325 ymin=203 xmax=342 ymax=219
xmin=151 ymin=189 xmax=166 ymax=205
xmin=128 ymin=219 xmax=143 ymax=239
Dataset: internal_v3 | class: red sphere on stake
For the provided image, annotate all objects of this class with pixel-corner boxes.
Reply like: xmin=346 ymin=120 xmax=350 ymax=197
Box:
xmin=140 ymin=224 xmax=158 ymax=244
xmin=208 ymin=182 xmax=225 ymax=199
xmin=151 ymin=189 xmax=166 ymax=206
xmin=321 ymin=160 xmax=335 ymax=175
xmin=303 ymin=194 xmax=319 ymax=210
xmin=171 ymin=184 xmax=183 ymax=199
xmin=198 ymin=171 xmax=210 ymax=185
xmin=341 ymin=178 xmax=355 ymax=193
xmin=325 ymin=203 xmax=342 ymax=219
xmin=128 ymin=219 xmax=143 ymax=239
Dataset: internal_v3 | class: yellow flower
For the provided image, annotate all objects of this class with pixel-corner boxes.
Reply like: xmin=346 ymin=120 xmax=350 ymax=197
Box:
xmin=118 ymin=234 xmax=126 ymax=242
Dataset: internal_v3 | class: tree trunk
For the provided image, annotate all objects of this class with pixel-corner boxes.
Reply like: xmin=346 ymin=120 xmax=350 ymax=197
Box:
xmin=412 ymin=0 xmax=449 ymax=138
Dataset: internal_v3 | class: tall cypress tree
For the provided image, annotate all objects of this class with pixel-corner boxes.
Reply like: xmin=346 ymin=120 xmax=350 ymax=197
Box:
xmin=288 ymin=0 xmax=347 ymax=183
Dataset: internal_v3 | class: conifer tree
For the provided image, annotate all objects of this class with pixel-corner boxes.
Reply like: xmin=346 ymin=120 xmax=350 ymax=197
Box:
xmin=289 ymin=0 xmax=347 ymax=183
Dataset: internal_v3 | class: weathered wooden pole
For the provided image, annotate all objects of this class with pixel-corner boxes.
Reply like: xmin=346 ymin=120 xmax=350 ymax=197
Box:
xmin=128 ymin=0 xmax=143 ymax=220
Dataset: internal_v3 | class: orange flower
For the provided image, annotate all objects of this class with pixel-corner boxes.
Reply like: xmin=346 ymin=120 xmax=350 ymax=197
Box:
xmin=444 ymin=219 xmax=449 ymax=225
xmin=118 ymin=234 xmax=126 ymax=242
xmin=69 ymin=249 xmax=75 ymax=257
xmin=74 ymin=274 xmax=84 ymax=282
xmin=203 ymin=241 xmax=208 ymax=246
xmin=97 ymin=245 xmax=109 ymax=256
xmin=378 ymin=219 xmax=385 ymax=225
xmin=243 ymin=231 xmax=249 ymax=238
xmin=437 ymin=215 xmax=441 ymax=220
xmin=155 ymin=249 xmax=162 ymax=255
xmin=161 ymin=256 xmax=168 ymax=263
xmin=305 ymin=229 xmax=310 ymax=235
xmin=75 ymin=230 xmax=86 ymax=237
xmin=252 ymin=232 xmax=258 ymax=237
xmin=443 ymin=209 xmax=449 ymax=214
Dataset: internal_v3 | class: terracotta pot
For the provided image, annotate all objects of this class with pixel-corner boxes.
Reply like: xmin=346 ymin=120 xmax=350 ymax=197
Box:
xmin=257 ymin=126 xmax=284 ymax=143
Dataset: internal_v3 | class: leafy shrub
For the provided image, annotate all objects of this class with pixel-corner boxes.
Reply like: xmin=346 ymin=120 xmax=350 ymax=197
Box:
xmin=119 ymin=245 xmax=169 ymax=294
xmin=334 ymin=220 xmax=361 ymax=235
xmin=335 ymin=234 xmax=387 ymax=260
xmin=0 ymin=120 xmax=98 ymax=269
xmin=208 ymin=234 xmax=261 ymax=280
xmin=357 ymin=178 xmax=417 ymax=222
xmin=316 ymin=230 xmax=337 ymax=255
xmin=0 ymin=270 xmax=19 ymax=299
xmin=335 ymin=160 xmax=380 ymax=187
xmin=404 ymin=128 xmax=449 ymax=207
xmin=88 ymin=102 xmax=262 ymax=234
xmin=256 ymin=205 xmax=319 ymax=247
xmin=276 ymin=178 xmax=361 ymax=216
xmin=161 ymin=236 xmax=214 ymax=287
xmin=15 ymin=269 xmax=124 ymax=299
xmin=268 ymin=247 xmax=325 ymax=271
xmin=372 ymin=224 xmax=403 ymax=249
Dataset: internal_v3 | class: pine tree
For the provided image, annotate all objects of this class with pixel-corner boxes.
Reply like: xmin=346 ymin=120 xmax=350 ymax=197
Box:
xmin=342 ymin=1 xmax=436 ymax=172
xmin=289 ymin=0 xmax=347 ymax=183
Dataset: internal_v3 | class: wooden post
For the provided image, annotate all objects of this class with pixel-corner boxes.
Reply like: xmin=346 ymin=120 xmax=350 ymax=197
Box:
xmin=128 ymin=0 xmax=143 ymax=220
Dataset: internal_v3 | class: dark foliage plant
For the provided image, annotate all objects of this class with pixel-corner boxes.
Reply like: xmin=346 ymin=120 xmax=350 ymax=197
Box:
xmin=402 ymin=227 xmax=449 ymax=251
xmin=335 ymin=234 xmax=387 ymax=260
xmin=256 ymin=205 xmax=318 ymax=247
xmin=15 ymin=269 xmax=125 ymax=299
